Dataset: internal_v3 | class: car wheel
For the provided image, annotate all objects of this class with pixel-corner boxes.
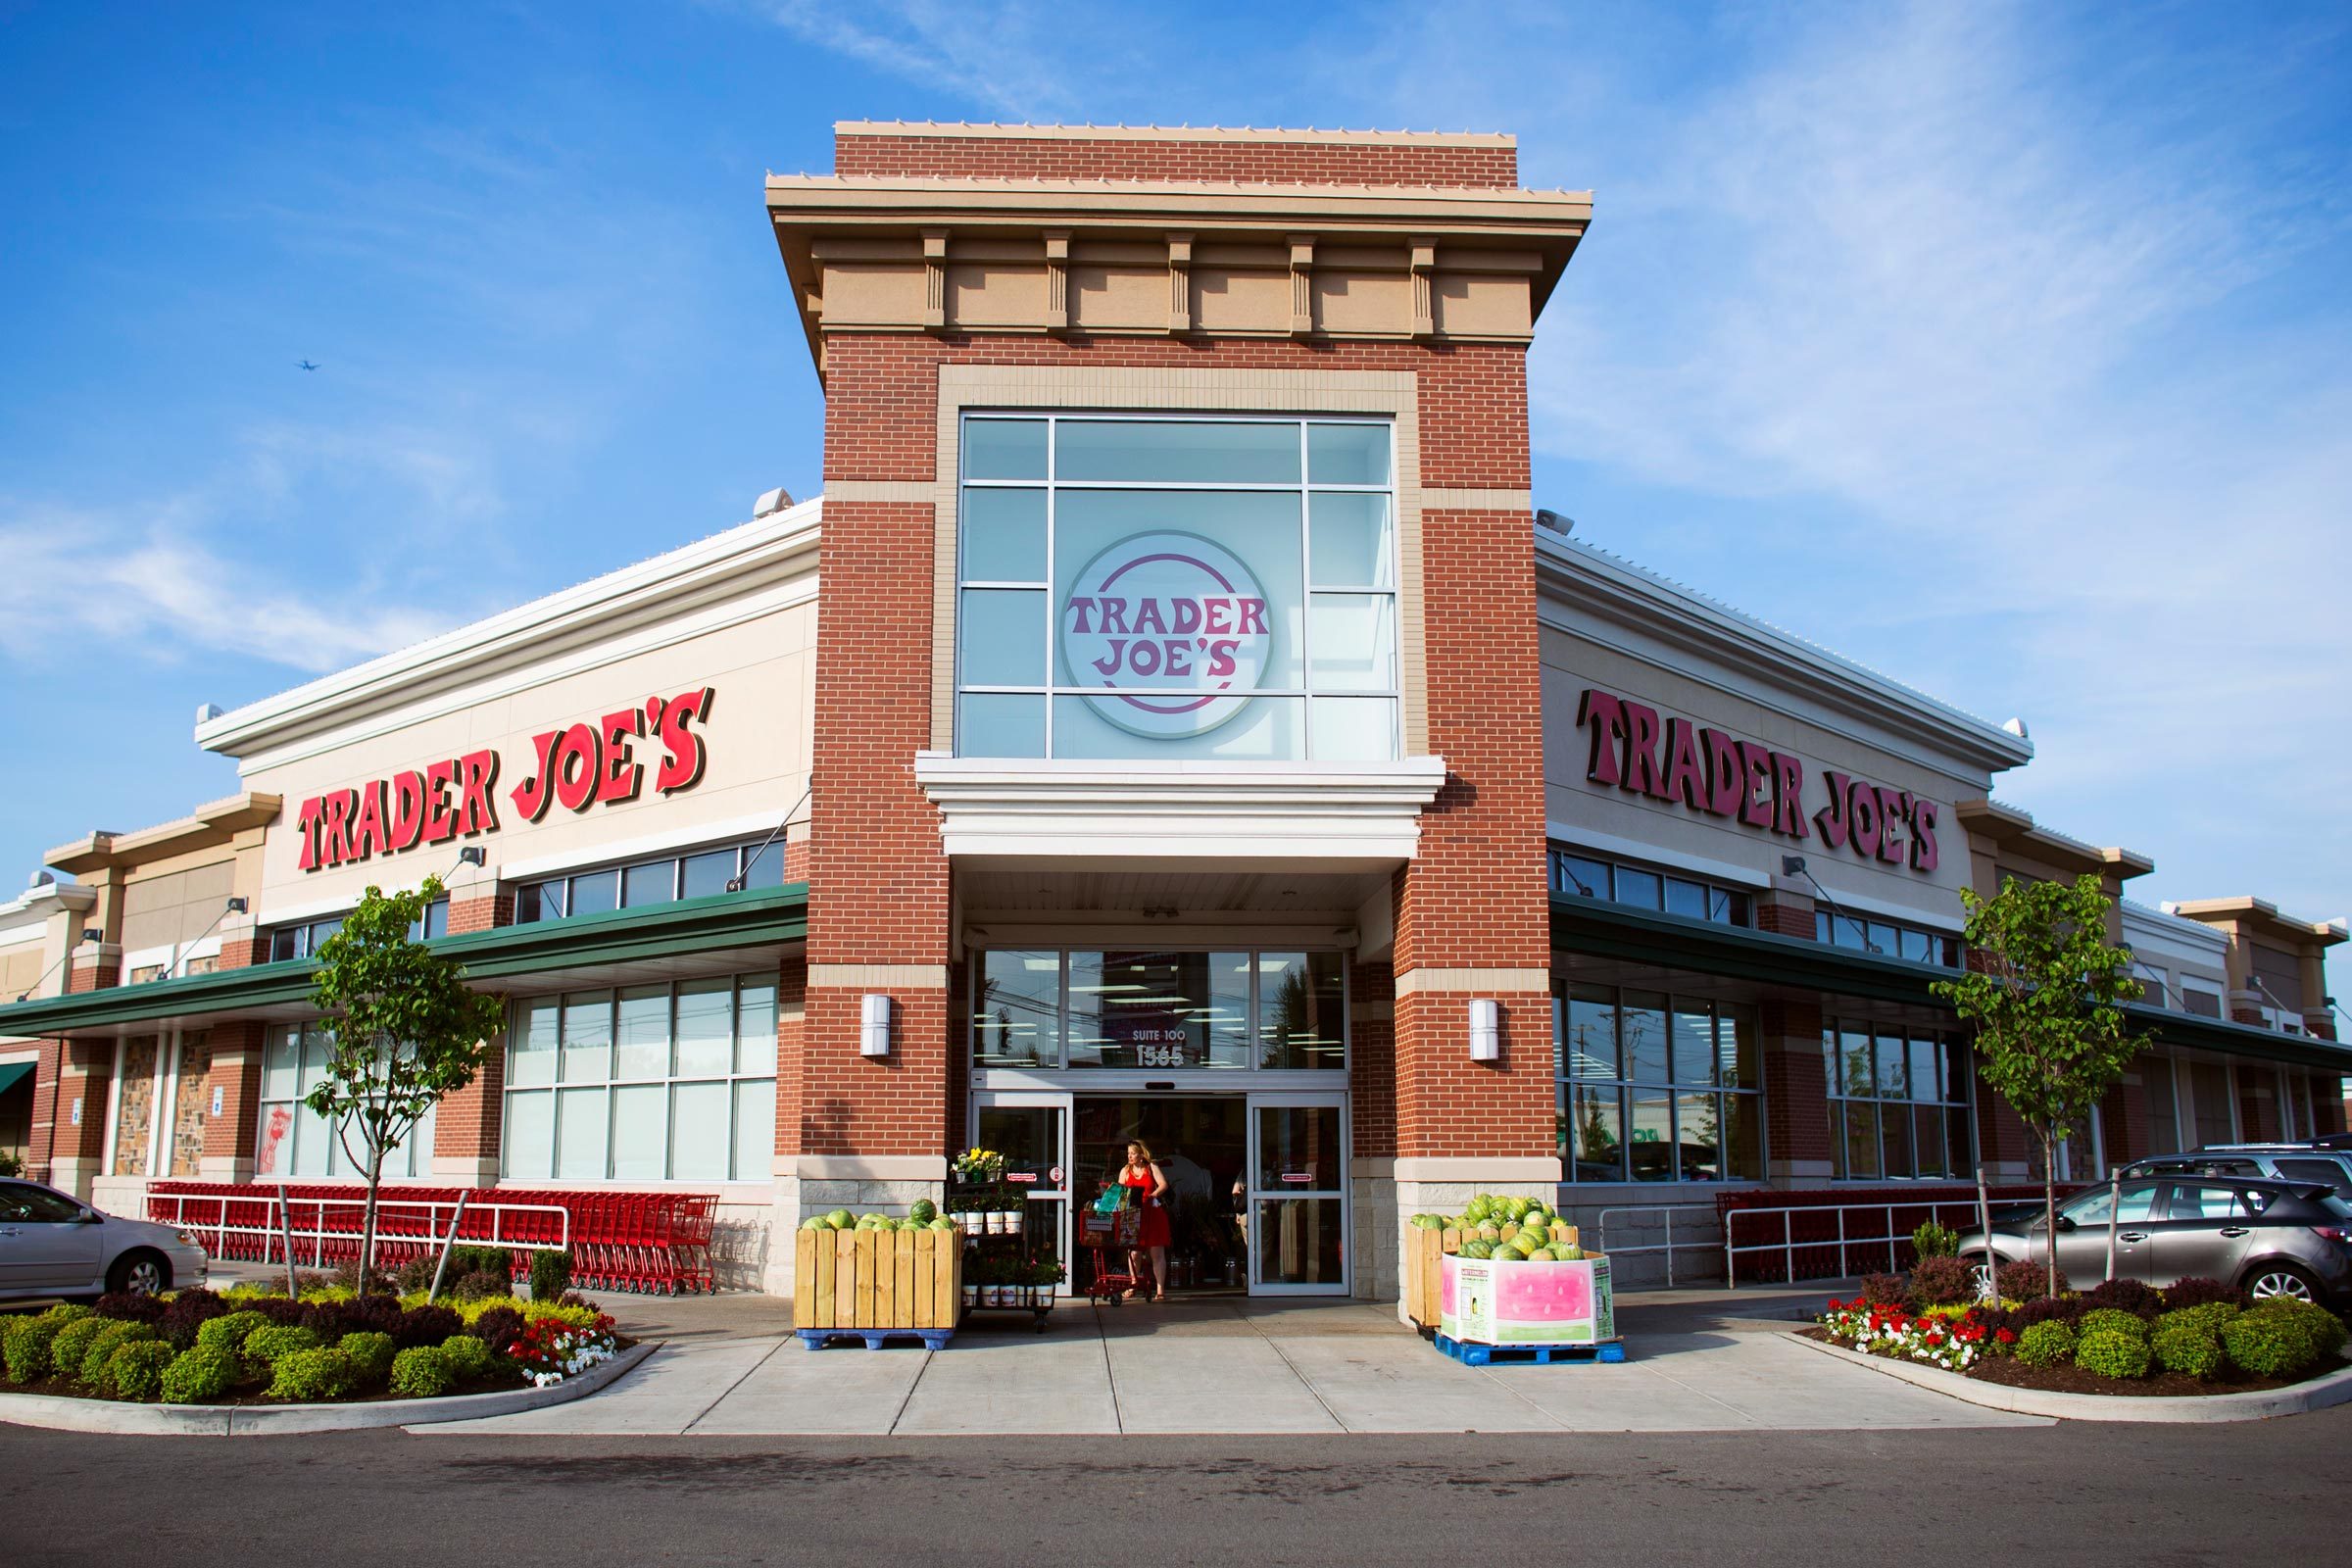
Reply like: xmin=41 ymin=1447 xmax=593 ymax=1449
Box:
xmin=1967 ymin=1251 xmax=2001 ymax=1300
xmin=107 ymin=1250 xmax=171 ymax=1297
xmin=2243 ymin=1262 xmax=2320 ymax=1305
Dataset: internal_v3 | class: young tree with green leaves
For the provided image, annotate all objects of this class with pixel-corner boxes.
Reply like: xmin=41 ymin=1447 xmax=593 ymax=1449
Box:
xmin=305 ymin=876 xmax=508 ymax=1291
xmin=1932 ymin=871 xmax=2143 ymax=1296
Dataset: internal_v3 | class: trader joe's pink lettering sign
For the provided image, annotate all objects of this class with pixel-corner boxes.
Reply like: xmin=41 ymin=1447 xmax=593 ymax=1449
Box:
xmin=1575 ymin=688 xmax=1939 ymax=873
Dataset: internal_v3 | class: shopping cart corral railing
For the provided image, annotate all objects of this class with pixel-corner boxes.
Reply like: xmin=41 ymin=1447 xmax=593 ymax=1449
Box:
xmin=1592 ymin=1204 xmax=1722 ymax=1289
xmin=144 ymin=1181 xmax=723 ymax=1295
xmin=147 ymin=1188 xmax=569 ymax=1276
xmin=1720 ymin=1188 xmax=2042 ymax=1287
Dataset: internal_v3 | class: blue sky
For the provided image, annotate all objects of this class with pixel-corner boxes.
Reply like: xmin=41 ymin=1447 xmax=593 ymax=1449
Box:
xmin=2 ymin=3 xmax=2346 ymax=960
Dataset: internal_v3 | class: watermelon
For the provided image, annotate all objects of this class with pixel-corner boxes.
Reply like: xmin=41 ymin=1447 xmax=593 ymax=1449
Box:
xmin=825 ymin=1209 xmax=853 ymax=1230
xmin=909 ymin=1199 xmax=938 ymax=1224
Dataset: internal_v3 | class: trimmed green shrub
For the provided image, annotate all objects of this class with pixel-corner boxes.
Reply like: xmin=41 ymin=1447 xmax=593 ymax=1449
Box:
xmin=2016 ymin=1320 xmax=2078 ymax=1367
xmin=240 ymin=1324 xmax=322 ymax=1381
xmin=2 ymin=1315 xmax=66 ymax=1384
xmin=339 ymin=1331 xmax=397 ymax=1386
xmin=2222 ymin=1308 xmax=2322 ymax=1378
xmin=1911 ymin=1219 xmax=1960 ymax=1259
xmin=104 ymin=1341 xmax=177 ymax=1402
xmin=78 ymin=1321 xmax=159 ymax=1387
xmin=529 ymin=1249 xmax=572 ymax=1301
xmin=47 ymin=1317 xmax=112 ymax=1382
xmin=389 ymin=1345 xmax=456 ymax=1398
xmin=159 ymin=1346 xmax=238 ymax=1404
xmin=2151 ymin=1318 xmax=2226 ymax=1379
xmin=437 ymin=1334 xmax=494 ymax=1382
xmin=195 ymin=1309 xmax=270 ymax=1357
xmin=42 ymin=1301 xmax=94 ymax=1324
xmin=267 ymin=1347 xmax=357 ymax=1401
xmin=2076 ymin=1326 xmax=2153 ymax=1379
xmin=2078 ymin=1308 xmax=2150 ymax=1345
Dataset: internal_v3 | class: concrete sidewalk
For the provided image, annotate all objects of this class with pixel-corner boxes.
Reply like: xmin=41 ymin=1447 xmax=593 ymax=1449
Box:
xmin=417 ymin=1291 xmax=2044 ymax=1437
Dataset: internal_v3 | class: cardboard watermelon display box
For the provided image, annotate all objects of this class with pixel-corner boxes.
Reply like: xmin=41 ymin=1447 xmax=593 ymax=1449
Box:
xmin=1440 ymin=1251 xmax=1615 ymax=1347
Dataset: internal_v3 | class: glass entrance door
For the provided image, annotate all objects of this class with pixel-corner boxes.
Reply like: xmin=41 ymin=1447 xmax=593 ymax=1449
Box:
xmin=1247 ymin=1095 xmax=1348 ymax=1295
xmin=970 ymin=1092 xmax=1070 ymax=1289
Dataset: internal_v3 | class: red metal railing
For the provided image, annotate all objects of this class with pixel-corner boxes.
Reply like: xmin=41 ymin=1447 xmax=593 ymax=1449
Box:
xmin=146 ymin=1182 xmax=722 ymax=1295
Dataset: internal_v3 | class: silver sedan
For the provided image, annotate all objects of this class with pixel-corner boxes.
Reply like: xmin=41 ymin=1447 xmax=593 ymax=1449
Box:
xmin=0 ymin=1178 xmax=211 ymax=1300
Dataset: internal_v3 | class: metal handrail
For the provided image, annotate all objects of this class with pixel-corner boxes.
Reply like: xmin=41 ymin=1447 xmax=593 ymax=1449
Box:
xmin=1594 ymin=1204 xmax=1721 ymax=1288
xmin=149 ymin=1191 xmax=570 ymax=1269
xmin=1723 ymin=1199 xmax=1987 ymax=1287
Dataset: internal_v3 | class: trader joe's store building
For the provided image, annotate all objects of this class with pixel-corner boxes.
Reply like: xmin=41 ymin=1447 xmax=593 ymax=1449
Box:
xmin=2 ymin=122 xmax=2343 ymax=1302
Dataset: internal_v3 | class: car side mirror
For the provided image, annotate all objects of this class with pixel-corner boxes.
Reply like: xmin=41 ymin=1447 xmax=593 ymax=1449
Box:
xmin=2055 ymin=1215 xmax=2077 ymax=1232
xmin=74 ymin=1209 xmax=102 ymax=1225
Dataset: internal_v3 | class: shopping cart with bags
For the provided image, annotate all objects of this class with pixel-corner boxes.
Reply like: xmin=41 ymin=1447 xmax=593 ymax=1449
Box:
xmin=1077 ymin=1195 xmax=1146 ymax=1302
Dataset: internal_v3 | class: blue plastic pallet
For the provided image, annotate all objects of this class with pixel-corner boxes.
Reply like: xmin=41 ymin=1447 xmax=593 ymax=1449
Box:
xmin=797 ymin=1328 xmax=955 ymax=1351
xmin=1434 ymin=1332 xmax=1626 ymax=1367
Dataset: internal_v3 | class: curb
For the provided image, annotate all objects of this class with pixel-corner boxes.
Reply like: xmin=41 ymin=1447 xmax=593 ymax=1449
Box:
xmin=0 ymin=1343 xmax=657 ymax=1437
xmin=1785 ymin=1331 xmax=2352 ymax=1423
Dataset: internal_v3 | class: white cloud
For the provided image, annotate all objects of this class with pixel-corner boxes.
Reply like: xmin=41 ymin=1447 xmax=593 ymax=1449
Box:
xmin=0 ymin=507 xmax=453 ymax=674
xmin=747 ymin=1 xmax=1110 ymax=120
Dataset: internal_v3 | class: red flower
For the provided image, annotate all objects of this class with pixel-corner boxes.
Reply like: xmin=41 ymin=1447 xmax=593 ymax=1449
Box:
xmin=1995 ymin=1328 xmax=2017 ymax=1344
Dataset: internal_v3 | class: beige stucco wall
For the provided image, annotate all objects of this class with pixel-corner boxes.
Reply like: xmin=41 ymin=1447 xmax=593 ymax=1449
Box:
xmin=1539 ymin=622 xmax=1983 ymax=925
xmin=240 ymin=602 xmax=818 ymax=918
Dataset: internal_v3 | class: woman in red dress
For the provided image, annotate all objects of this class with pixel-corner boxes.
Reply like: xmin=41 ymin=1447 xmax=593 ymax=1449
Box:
xmin=1118 ymin=1141 xmax=1174 ymax=1302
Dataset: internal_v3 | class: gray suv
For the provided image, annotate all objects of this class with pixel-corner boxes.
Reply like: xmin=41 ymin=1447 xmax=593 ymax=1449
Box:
xmin=1954 ymin=1174 xmax=2352 ymax=1307
xmin=2122 ymin=1144 xmax=2352 ymax=1202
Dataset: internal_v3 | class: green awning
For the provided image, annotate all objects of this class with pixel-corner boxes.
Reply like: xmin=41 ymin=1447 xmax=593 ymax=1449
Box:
xmin=0 ymin=1059 xmax=32 ymax=1097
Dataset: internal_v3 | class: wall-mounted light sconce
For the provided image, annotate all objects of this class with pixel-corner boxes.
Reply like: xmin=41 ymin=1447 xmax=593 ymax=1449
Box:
xmin=860 ymin=993 xmax=894 ymax=1057
xmin=1467 ymin=998 xmax=1499 ymax=1061
xmin=458 ymin=847 xmax=487 ymax=867
xmin=225 ymin=897 xmax=249 ymax=915
xmin=79 ymin=926 xmax=104 ymax=944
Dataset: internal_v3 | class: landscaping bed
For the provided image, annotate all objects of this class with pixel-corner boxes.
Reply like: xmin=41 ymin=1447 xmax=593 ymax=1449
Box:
xmin=1810 ymin=1248 xmax=2349 ymax=1400
xmin=2 ymin=1249 xmax=630 ymax=1410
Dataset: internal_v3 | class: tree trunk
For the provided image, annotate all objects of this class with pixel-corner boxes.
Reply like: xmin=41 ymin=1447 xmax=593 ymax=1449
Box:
xmin=360 ymin=1124 xmax=385 ymax=1295
xmin=2038 ymin=1125 xmax=2060 ymax=1298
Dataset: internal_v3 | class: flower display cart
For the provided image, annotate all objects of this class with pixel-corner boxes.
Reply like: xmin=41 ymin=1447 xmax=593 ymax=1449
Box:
xmin=951 ymin=1151 xmax=1059 ymax=1333
xmin=793 ymin=1224 xmax=960 ymax=1349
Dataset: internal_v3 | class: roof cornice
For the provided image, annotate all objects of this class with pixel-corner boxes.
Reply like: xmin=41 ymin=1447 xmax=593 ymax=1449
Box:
xmin=2164 ymin=897 xmax=2348 ymax=950
xmin=1534 ymin=530 xmax=2034 ymax=776
xmin=45 ymin=793 xmax=282 ymax=876
xmin=1952 ymin=799 xmax=2151 ymax=881
xmin=833 ymin=122 xmax=1518 ymax=149
xmin=194 ymin=498 xmax=823 ymax=761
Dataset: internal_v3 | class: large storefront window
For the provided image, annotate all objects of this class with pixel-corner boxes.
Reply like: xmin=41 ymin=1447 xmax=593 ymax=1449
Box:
xmin=1551 ymin=847 xmax=1750 ymax=927
xmin=502 ymin=973 xmax=776 ymax=1182
xmin=256 ymin=1025 xmax=436 ymax=1179
xmin=972 ymin=950 xmax=1346 ymax=1071
xmin=1556 ymin=984 xmax=1762 ymax=1183
xmin=1823 ymin=1019 xmax=1973 ymax=1180
xmin=956 ymin=414 xmax=1399 ymax=762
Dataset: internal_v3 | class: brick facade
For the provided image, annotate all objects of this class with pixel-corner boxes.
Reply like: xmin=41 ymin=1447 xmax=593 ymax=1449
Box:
xmin=834 ymin=128 xmax=1518 ymax=189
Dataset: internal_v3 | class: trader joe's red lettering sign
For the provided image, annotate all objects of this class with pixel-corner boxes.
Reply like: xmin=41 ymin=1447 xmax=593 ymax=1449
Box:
xmin=294 ymin=687 xmax=714 ymax=872
xmin=1575 ymin=688 xmax=1939 ymax=872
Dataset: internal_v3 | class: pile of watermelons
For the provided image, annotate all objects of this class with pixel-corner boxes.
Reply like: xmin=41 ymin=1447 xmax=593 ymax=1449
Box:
xmin=1408 ymin=1193 xmax=1588 ymax=1261
xmin=799 ymin=1198 xmax=956 ymax=1234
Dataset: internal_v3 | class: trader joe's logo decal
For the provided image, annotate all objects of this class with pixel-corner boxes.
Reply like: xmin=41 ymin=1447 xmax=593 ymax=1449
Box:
xmin=1060 ymin=532 xmax=1272 ymax=739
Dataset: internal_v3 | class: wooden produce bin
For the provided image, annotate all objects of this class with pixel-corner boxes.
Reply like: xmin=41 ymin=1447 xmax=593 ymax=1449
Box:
xmin=1405 ymin=1221 xmax=1580 ymax=1332
xmin=794 ymin=1226 xmax=961 ymax=1349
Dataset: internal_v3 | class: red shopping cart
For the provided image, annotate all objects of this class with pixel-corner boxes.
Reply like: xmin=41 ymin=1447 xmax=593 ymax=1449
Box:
xmin=1077 ymin=1207 xmax=1146 ymax=1302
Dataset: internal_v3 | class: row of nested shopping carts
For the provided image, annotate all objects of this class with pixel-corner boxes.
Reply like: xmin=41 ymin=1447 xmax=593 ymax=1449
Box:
xmin=145 ymin=1183 xmax=722 ymax=1295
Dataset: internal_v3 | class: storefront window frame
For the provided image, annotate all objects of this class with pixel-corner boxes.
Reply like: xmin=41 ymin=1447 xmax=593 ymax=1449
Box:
xmin=967 ymin=946 xmax=1348 ymax=1076
xmin=1549 ymin=846 xmax=1751 ymax=928
xmin=1554 ymin=981 xmax=1766 ymax=1185
xmin=1812 ymin=907 xmax=1961 ymax=966
xmin=513 ymin=837 xmax=788 ymax=925
xmin=498 ymin=971 xmax=778 ymax=1184
xmin=953 ymin=411 xmax=1402 ymax=762
xmin=1822 ymin=1016 xmax=1974 ymax=1181
xmin=255 ymin=1022 xmax=436 ymax=1180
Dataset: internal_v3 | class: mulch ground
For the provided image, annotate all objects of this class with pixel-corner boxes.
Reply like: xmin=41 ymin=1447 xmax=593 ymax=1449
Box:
xmin=1800 ymin=1326 xmax=2338 ymax=1397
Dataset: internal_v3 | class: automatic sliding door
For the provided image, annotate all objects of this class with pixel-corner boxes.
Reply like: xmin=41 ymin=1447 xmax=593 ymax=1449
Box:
xmin=971 ymin=1092 xmax=1070 ymax=1289
xmin=1248 ymin=1096 xmax=1348 ymax=1295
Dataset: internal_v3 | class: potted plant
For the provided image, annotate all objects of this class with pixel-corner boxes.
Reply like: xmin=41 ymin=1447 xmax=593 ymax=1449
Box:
xmin=1028 ymin=1254 xmax=1066 ymax=1309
